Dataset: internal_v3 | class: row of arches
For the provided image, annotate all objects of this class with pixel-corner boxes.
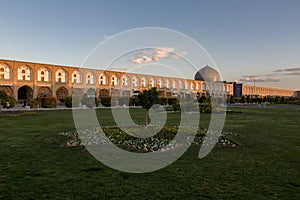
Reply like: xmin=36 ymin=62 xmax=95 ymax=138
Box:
xmin=0 ymin=63 xmax=210 ymax=90
xmin=17 ymin=86 xmax=69 ymax=102
xmin=0 ymin=64 xmax=68 ymax=83
xmin=14 ymin=86 xmax=112 ymax=102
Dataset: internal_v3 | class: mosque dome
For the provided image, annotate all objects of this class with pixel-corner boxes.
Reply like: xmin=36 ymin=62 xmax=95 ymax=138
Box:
xmin=194 ymin=65 xmax=220 ymax=82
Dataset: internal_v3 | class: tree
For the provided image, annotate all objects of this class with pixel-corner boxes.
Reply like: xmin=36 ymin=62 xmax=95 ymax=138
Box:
xmin=137 ymin=87 xmax=159 ymax=126
xmin=0 ymin=90 xmax=16 ymax=109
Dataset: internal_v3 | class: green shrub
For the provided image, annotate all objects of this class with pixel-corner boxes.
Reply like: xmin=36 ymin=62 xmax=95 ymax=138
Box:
xmin=172 ymin=100 xmax=180 ymax=111
xmin=129 ymin=97 xmax=140 ymax=106
xmin=64 ymin=96 xmax=72 ymax=108
xmin=199 ymin=103 xmax=211 ymax=113
xmin=158 ymin=97 xmax=168 ymax=105
xmin=167 ymin=98 xmax=178 ymax=105
xmin=28 ymin=100 xmax=40 ymax=108
xmin=34 ymin=97 xmax=57 ymax=108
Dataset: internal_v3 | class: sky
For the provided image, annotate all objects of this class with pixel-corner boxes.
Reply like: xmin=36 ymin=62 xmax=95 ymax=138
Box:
xmin=0 ymin=0 xmax=299 ymax=90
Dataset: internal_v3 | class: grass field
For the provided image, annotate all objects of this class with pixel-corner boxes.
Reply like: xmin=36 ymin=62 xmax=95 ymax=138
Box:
xmin=0 ymin=107 xmax=299 ymax=199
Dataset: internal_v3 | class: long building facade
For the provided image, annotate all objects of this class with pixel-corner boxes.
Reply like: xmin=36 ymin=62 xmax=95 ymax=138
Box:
xmin=0 ymin=59 xmax=294 ymax=104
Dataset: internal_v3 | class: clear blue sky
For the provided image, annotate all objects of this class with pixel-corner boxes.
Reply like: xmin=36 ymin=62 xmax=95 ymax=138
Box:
xmin=0 ymin=0 xmax=299 ymax=90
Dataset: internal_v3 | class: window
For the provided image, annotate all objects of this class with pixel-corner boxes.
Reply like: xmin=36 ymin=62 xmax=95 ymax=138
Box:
xmin=72 ymin=71 xmax=81 ymax=84
xmin=56 ymin=69 xmax=67 ymax=83
xmin=18 ymin=66 xmax=32 ymax=81
xmin=0 ymin=68 xmax=4 ymax=79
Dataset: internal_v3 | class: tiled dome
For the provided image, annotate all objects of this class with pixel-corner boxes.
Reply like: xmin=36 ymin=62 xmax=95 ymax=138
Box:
xmin=194 ymin=65 xmax=220 ymax=82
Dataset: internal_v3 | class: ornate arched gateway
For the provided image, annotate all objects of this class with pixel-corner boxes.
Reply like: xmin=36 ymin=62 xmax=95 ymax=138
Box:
xmin=38 ymin=87 xmax=52 ymax=97
xmin=86 ymin=88 xmax=96 ymax=98
xmin=56 ymin=86 xmax=68 ymax=102
xmin=18 ymin=85 xmax=33 ymax=100
xmin=99 ymin=89 xmax=109 ymax=98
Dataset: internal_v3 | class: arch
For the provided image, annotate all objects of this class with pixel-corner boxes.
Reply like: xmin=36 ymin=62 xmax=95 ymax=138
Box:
xmin=0 ymin=63 xmax=12 ymax=80
xmin=73 ymin=88 xmax=83 ymax=97
xmin=55 ymin=69 xmax=67 ymax=83
xmin=157 ymin=79 xmax=162 ymax=88
xmin=190 ymin=82 xmax=194 ymax=90
xmin=38 ymin=87 xmax=52 ymax=97
xmin=56 ymin=86 xmax=68 ymax=101
xmin=86 ymin=72 xmax=96 ymax=85
xmin=172 ymin=80 xmax=177 ymax=89
xmin=122 ymin=90 xmax=131 ymax=97
xmin=99 ymin=89 xmax=109 ymax=97
xmin=122 ymin=75 xmax=130 ymax=86
xmin=72 ymin=71 xmax=82 ymax=84
xmin=37 ymin=67 xmax=51 ymax=82
xmin=202 ymin=83 xmax=206 ymax=91
xmin=149 ymin=78 xmax=155 ymax=88
xmin=165 ymin=79 xmax=170 ymax=88
xmin=112 ymin=89 xmax=121 ymax=97
xmin=141 ymin=77 xmax=148 ymax=87
xmin=131 ymin=76 xmax=139 ymax=87
xmin=179 ymin=80 xmax=184 ymax=89
xmin=111 ymin=74 xmax=119 ymax=86
xmin=18 ymin=65 xmax=32 ymax=81
xmin=99 ymin=73 xmax=108 ymax=85
xmin=86 ymin=88 xmax=96 ymax=98
xmin=185 ymin=81 xmax=189 ymax=90
xmin=18 ymin=85 xmax=33 ymax=100
xmin=195 ymin=82 xmax=199 ymax=90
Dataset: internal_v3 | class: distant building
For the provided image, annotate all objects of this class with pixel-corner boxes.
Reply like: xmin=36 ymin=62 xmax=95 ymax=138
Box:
xmin=233 ymin=83 xmax=243 ymax=98
xmin=294 ymin=91 xmax=300 ymax=99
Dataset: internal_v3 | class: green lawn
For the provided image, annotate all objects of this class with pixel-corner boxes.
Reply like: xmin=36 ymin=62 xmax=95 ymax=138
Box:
xmin=0 ymin=108 xmax=299 ymax=199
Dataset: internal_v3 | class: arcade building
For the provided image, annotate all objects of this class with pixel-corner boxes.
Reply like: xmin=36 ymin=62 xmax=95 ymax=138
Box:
xmin=0 ymin=58 xmax=295 ymax=105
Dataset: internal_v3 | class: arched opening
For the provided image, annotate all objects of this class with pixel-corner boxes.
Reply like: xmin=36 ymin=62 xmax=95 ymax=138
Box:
xmin=86 ymin=72 xmax=96 ymax=85
xmin=122 ymin=75 xmax=129 ymax=86
xmin=99 ymin=89 xmax=109 ymax=97
xmin=56 ymin=86 xmax=68 ymax=102
xmin=141 ymin=77 xmax=148 ymax=87
xmin=86 ymin=88 xmax=96 ymax=98
xmin=37 ymin=67 xmax=50 ymax=82
xmin=132 ymin=76 xmax=139 ymax=87
xmin=111 ymin=75 xmax=119 ymax=86
xmin=73 ymin=88 xmax=83 ymax=97
xmin=99 ymin=74 xmax=108 ymax=85
xmin=38 ymin=87 xmax=52 ymax=97
xmin=56 ymin=69 xmax=67 ymax=83
xmin=18 ymin=66 xmax=32 ymax=81
xmin=122 ymin=90 xmax=131 ymax=97
xmin=18 ymin=85 xmax=33 ymax=101
xmin=0 ymin=68 xmax=4 ymax=79
xmin=72 ymin=71 xmax=82 ymax=84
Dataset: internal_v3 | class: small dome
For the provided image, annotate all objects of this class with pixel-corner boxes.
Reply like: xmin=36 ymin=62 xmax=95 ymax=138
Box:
xmin=194 ymin=65 xmax=220 ymax=82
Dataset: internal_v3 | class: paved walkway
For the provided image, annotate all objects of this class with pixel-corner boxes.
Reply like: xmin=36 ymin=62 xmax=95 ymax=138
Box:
xmin=227 ymin=104 xmax=300 ymax=109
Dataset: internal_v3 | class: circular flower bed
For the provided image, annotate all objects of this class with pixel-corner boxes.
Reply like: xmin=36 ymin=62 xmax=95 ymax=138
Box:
xmin=59 ymin=126 xmax=239 ymax=151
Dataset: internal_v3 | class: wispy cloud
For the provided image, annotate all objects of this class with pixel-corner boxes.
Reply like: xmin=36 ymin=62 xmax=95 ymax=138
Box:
xmin=131 ymin=47 xmax=186 ymax=64
xmin=273 ymin=67 xmax=300 ymax=75
xmin=265 ymin=75 xmax=280 ymax=82
xmin=239 ymin=74 xmax=280 ymax=83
